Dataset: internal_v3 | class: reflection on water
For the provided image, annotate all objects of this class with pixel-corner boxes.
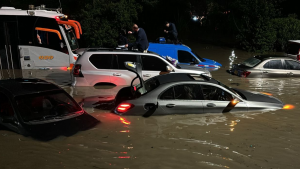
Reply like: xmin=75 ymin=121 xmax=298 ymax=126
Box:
xmin=1 ymin=43 xmax=300 ymax=169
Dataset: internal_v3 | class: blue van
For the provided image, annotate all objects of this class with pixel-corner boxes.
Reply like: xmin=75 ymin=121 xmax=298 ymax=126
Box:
xmin=148 ymin=42 xmax=222 ymax=69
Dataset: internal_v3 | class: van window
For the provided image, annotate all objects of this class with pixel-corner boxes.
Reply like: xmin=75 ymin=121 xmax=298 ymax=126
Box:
xmin=178 ymin=50 xmax=197 ymax=63
xmin=89 ymin=54 xmax=112 ymax=69
xmin=160 ymin=84 xmax=203 ymax=100
xmin=141 ymin=55 xmax=168 ymax=71
xmin=115 ymin=54 xmax=137 ymax=70
xmin=263 ymin=60 xmax=283 ymax=69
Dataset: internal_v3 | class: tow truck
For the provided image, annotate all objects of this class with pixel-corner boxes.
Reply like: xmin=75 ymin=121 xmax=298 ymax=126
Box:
xmin=0 ymin=5 xmax=82 ymax=82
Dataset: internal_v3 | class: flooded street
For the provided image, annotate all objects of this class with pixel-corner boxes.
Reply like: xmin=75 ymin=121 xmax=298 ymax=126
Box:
xmin=1 ymin=43 xmax=300 ymax=169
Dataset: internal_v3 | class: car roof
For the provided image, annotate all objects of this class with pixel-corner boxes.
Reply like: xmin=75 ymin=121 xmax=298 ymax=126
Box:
xmin=254 ymin=54 xmax=289 ymax=61
xmin=154 ymin=73 xmax=218 ymax=85
xmin=0 ymin=78 xmax=62 ymax=97
xmin=86 ymin=48 xmax=144 ymax=53
xmin=149 ymin=42 xmax=191 ymax=51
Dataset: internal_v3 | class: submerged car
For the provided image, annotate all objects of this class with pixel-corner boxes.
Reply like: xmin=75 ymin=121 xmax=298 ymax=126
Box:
xmin=229 ymin=55 xmax=300 ymax=78
xmin=113 ymin=62 xmax=284 ymax=116
xmin=0 ymin=78 xmax=98 ymax=138
xmin=148 ymin=42 xmax=222 ymax=69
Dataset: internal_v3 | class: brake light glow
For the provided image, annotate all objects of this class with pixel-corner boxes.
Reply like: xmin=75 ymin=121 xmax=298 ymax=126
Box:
xmin=73 ymin=64 xmax=83 ymax=77
xmin=117 ymin=104 xmax=132 ymax=113
xmin=242 ymin=71 xmax=251 ymax=77
xmin=297 ymin=49 xmax=300 ymax=61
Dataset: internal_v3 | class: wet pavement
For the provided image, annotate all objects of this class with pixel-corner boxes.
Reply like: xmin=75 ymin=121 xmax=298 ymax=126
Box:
xmin=1 ymin=42 xmax=300 ymax=169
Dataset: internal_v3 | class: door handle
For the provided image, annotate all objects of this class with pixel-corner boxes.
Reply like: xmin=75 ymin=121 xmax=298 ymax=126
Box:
xmin=143 ymin=74 xmax=151 ymax=77
xmin=263 ymin=71 xmax=268 ymax=73
xmin=113 ymin=73 xmax=121 ymax=76
xmin=207 ymin=103 xmax=216 ymax=107
xmin=166 ymin=104 xmax=176 ymax=108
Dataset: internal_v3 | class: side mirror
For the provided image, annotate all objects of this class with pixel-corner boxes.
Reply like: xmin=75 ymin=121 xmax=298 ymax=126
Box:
xmin=1 ymin=116 xmax=15 ymax=123
xmin=194 ymin=59 xmax=200 ymax=64
xmin=166 ymin=66 xmax=173 ymax=72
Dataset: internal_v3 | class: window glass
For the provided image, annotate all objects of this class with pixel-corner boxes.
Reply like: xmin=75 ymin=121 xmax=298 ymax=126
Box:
xmin=116 ymin=54 xmax=137 ymax=70
xmin=0 ymin=93 xmax=14 ymax=117
xmin=160 ymin=87 xmax=174 ymax=100
xmin=137 ymin=77 xmax=160 ymax=95
xmin=241 ymin=57 xmax=262 ymax=68
xmin=89 ymin=54 xmax=112 ymax=69
xmin=285 ymin=60 xmax=300 ymax=70
xmin=16 ymin=91 xmax=82 ymax=122
xmin=178 ymin=50 xmax=197 ymax=63
xmin=160 ymin=84 xmax=203 ymax=100
xmin=263 ymin=60 xmax=283 ymax=69
xmin=141 ymin=55 xmax=168 ymax=71
xmin=201 ymin=85 xmax=233 ymax=101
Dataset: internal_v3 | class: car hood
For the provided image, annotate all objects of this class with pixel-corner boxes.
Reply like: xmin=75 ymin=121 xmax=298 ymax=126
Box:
xmin=202 ymin=58 xmax=222 ymax=67
xmin=233 ymin=88 xmax=283 ymax=104
xmin=175 ymin=66 xmax=211 ymax=77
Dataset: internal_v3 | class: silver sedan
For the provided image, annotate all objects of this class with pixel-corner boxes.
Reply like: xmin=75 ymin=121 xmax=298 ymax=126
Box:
xmin=229 ymin=55 xmax=300 ymax=78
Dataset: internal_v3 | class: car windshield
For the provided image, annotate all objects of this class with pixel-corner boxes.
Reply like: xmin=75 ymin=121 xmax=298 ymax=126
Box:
xmin=216 ymin=80 xmax=241 ymax=98
xmin=64 ymin=27 xmax=79 ymax=51
xmin=192 ymin=51 xmax=206 ymax=62
xmin=15 ymin=91 xmax=82 ymax=122
xmin=240 ymin=57 xmax=262 ymax=68
xmin=136 ymin=77 xmax=160 ymax=95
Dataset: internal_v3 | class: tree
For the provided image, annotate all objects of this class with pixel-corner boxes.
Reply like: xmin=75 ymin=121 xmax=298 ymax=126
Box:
xmin=78 ymin=0 xmax=141 ymax=47
xmin=230 ymin=0 xmax=282 ymax=52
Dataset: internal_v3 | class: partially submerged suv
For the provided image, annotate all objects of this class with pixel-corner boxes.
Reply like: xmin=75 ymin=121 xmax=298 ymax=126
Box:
xmin=0 ymin=78 xmax=98 ymax=138
xmin=72 ymin=49 xmax=211 ymax=87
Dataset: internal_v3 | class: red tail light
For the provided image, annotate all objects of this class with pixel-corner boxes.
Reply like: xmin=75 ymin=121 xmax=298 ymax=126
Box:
xmin=242 ymin=71 xmax=251 ymax=77
xmin=297 ymin=49 xmax=300 ymax=61
xmin=116 ymin=103 xmax=133 ymax=113
xmin=73 ymin=64 xmax=84 ymax=77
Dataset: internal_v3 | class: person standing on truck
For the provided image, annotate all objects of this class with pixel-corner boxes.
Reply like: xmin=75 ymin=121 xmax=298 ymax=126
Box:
xmin=164 ymin=21 xmax=178 ymax=43
xmin=118 ymin=29 xmax=128 ymax=48
xmin=127 ymin=24 xmax=149 ymax=52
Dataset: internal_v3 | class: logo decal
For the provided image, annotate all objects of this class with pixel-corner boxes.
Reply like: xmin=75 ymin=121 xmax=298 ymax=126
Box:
xmin=39 ymin=56 xmax=54 ymax=60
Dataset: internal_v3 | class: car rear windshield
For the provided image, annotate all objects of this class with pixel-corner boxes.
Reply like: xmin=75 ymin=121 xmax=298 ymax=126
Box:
xmin=15 ymin=91 xmax=82 ymax=122
xmin=287 ymin=42 xmax=300 ymax=55
xmin=240 ymin=57 xmax=262 ymax=68
xmin=137 ymin=77 xmax=160 ymax=95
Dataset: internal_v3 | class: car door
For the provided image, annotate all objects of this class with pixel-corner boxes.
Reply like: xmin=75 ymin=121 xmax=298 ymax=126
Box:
xmin=201 ymin=84 xmax=247 ymax=113
xmin=141 ymin=55 xmax=169 ymax=80
xmin=261 ymin=60 xmax=287 ymax=78
xmin=87 ymin=54 xmax=113 ymax=85
xmin=110 ymin=54 xmax=139 ymax=85
xmin=158 ymin=84 xmax=204 ymax=114
xmin=177 ymin=50 xmax=199 ymax=66
xmin=284 ymin=59 xmax=300 ymax=77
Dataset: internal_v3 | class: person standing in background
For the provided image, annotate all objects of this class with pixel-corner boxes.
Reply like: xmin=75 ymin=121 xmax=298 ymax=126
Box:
xmin=118 ymin=29 xmax=128 ymax=48
xmin=127 ymin=24 xmax=149 ymax=52
xmin=164 ymin=21 xmax=178 ymax=43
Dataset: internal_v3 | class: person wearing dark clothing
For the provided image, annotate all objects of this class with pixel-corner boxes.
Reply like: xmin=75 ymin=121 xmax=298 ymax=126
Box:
xmin=128 ymin=24 xmax=149 ymax=52
xmin=118 ymin=29 xmax=128 ymax=48
xmin=164 ymin=21 xmax=178 ymax=42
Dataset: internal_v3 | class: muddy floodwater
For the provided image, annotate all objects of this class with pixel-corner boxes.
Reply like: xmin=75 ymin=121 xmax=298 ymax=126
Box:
xmin=1 ymin=42 xmax=300 ymax=169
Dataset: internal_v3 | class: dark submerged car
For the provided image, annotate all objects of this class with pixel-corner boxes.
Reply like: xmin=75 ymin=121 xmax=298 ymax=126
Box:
xmin=0 ymin=78 xmax=98 ymax=139
xmin=113 ymin=62 xmax=284 ymax=116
